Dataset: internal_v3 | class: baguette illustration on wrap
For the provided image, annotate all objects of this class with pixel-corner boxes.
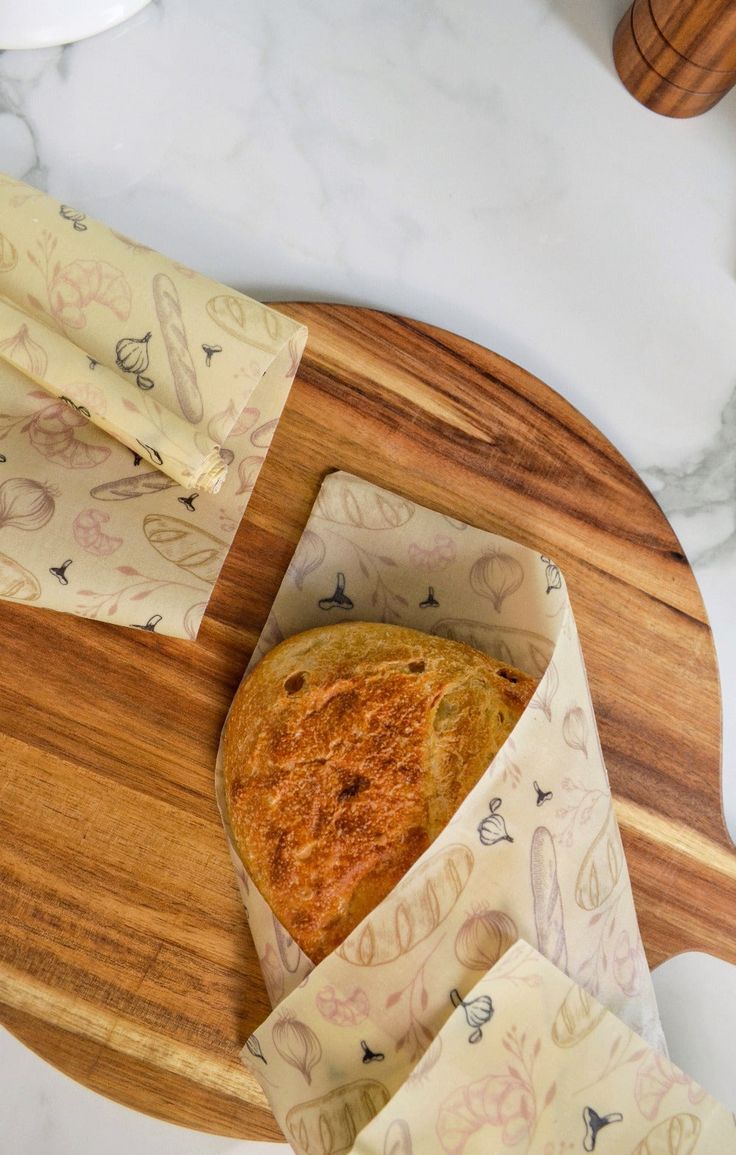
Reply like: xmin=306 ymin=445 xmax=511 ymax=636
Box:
xmin=152 ymin=273 xmax=203 ymax=424
xmin=530 ymin=825 xmax=568 ymax=970
xmin=90 ymin=473 xmax=179 ymax=500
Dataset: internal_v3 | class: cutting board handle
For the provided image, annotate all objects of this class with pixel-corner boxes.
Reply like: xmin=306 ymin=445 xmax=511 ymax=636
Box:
xmin=613 ymin=0 xmax=736 ymax=117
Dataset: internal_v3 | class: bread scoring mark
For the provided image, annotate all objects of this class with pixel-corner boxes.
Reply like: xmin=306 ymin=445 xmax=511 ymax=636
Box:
xmin=284 ymin=672 xmax=305 ymax=694
xmin=338 ymin=774 xmax=370 ymax=802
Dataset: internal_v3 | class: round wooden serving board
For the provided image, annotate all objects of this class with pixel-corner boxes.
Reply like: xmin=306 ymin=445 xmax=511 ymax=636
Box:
xmin=0 ymin=304 xmax=733 ymax=1140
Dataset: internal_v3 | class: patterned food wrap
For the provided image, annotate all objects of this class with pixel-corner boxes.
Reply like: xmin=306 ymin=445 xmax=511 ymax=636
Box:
xmin=216 ymin=472 xmax=736 ymax=1154
xmin=0 ymin=174 xmax=306 ymax=637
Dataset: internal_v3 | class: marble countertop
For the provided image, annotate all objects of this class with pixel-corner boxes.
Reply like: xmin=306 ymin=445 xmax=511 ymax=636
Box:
xmin=1 ymin=0 xmax=734 ymax=1149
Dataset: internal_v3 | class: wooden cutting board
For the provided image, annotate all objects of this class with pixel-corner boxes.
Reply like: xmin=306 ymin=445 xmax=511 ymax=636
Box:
xmin=0 ymin=304 xmax=733 ymax=1141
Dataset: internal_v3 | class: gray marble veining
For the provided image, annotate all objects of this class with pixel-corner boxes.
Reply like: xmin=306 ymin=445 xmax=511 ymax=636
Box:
xmin=646 ymin=381 xmax=736 ymax=568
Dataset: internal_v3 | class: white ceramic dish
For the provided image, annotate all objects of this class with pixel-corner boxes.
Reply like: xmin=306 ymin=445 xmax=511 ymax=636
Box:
xmin=0 ymin=0 xmax=152 ymax=50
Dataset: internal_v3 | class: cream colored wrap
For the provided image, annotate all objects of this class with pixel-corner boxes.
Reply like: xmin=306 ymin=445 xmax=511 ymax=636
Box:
xmin=0 ymin=174 xmax=306 ymax=637
xmin=216 ymin=471 xmax=736 ymax=1153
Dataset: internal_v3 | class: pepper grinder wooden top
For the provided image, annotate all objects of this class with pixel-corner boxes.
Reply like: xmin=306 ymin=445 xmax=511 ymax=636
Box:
xmin=614 ymin=0 xmax=736 ymax=117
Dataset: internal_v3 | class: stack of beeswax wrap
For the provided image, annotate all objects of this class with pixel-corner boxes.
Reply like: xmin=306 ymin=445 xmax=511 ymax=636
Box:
xmin=0 ymin=174 xmax=306 ymax=637
xmin=217 ymin=472 xmax=736 ymax=1154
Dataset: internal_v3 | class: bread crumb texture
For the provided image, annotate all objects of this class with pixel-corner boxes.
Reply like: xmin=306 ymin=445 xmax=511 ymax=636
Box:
xmin=224 ymin=622 xmax=536 ymax=962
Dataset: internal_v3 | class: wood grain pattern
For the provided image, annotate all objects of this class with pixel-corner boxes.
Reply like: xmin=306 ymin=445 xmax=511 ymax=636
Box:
xmin=0 ymin=304 xmax=733 ymax=1139
xmin=614 ymin=0 xmax=736 ymax=117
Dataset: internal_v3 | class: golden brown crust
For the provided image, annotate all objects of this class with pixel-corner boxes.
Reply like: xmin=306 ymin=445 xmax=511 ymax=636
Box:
xmin=223 ymin=621 xmax=536 ymax=963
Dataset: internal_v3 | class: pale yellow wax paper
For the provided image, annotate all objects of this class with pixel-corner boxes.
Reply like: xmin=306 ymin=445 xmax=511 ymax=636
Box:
xmin=213 ymin=472 xmax=736 ymax=1153
xmin=351 ymin=941 xmax=736 ymax=1155
xmin=0 ymin=173 xmax=306 ymax=637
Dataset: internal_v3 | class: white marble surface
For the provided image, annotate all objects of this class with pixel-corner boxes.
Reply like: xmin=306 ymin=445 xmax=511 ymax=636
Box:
xmin=1 ymin=0 xmax=734 ymax=1149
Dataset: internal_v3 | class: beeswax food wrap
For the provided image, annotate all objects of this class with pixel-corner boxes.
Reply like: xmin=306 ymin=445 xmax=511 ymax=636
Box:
xmin=0 ymin=174 xmax=306 ymax=637
xmin=217 ymin=472 xmax=736 ymax=1153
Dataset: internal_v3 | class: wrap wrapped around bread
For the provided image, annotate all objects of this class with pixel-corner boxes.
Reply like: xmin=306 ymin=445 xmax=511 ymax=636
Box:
xmin=213 ymin=473 xmax=736 ymax=1154
xmin=222 ymin=621 xmax=537 ymax=963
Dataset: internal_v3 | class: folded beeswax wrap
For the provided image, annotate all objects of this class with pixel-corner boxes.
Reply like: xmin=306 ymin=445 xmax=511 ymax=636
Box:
xmin=349 ymin=941 xmax=736 ymax=1155
xmin=0 ymin=174 xmax=306 ymax=637
xmin=216 ymin=472 xmax=735 ymax=1152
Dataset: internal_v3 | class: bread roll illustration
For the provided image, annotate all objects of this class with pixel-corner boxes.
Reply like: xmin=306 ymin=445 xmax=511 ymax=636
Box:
xmin=337 ymin=844 xmax=474 ymax=967
xmin=285 ymin=1079 xmax=390 ymax=1155
xmin=314 ymin=477 xmax=414 ymax=529
xmin=575 ymin=804 xmax=624 ymax=911
xmin=143 ymin=514 xmax=227 ymax=583
xmin=631 ymin=1113 xmax=702 ymax=1155
xmin=153 ymin=273 xmax=202 ymax=424
xmin=0 ymin=552 xmax=41 ymax=601
xmin=551 ymin=983 xmax=607 ymax=1047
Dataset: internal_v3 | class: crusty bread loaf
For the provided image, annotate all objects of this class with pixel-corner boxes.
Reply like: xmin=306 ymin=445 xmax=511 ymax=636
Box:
xmin=223 ymin=621 xmax=536 ymax=963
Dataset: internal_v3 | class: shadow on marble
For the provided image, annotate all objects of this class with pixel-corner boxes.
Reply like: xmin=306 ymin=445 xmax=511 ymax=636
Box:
xmin=543 ymin=0 xmax=632 ymax=75
xmin=652 ymin=950 xmax=736 ymax=1111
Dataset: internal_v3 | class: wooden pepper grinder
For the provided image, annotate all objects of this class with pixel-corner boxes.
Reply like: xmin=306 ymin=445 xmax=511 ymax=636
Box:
xmin=613 ymin=0 xmax=736 ymax=117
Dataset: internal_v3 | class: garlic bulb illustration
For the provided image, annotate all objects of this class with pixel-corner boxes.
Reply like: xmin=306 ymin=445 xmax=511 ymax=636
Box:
xmin=449 ymin=988 xmax=494 ymax=1043
xmin=250 ymin=418 xmax=279 ymax=448
xmin=530 ymin=660 xmax=559 ymax=721
xmin=454 ymin=908 xmax=517 ymax=971
xmin=541 ymin=555 xmax=562 ymax=594
xmin=563 ymin=706 xmax=589 ymax=757
xmin=272 ymin=1013 xmax=322 ymax=1084
xmin=115 ymin=332 xmax=154 ymax=389
xmin=245 ymin=1034 xmax=267 ymax=1064
xmin=469 ymin=549 xmax=524 ymax=612
xmin=477 ymin=798 xmax=513 ymax=846
xmin=287 ymin=529 xmax=326 ymax=590
xmin=0 ymin=324 xmax=48 ymax=377
xmin=0 ymin=478 xmax=56 ymax=532
xmin=235 ymin=455 xmax=265 ymax=497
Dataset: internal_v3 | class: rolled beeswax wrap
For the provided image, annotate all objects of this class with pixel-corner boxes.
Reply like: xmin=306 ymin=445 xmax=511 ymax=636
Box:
xmin=214 ymin=471 xmax=699 ymax=1151
xmin=0 ymin=174 xmax=306 ymax=637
